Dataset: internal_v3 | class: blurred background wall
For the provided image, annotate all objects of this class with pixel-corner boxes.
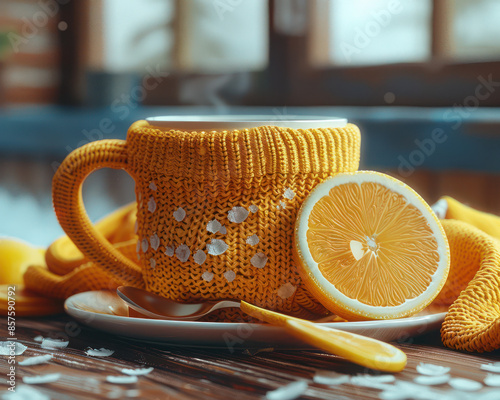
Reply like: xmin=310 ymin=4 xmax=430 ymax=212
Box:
xmin=0 ymin=0 xmax=499 ymax=246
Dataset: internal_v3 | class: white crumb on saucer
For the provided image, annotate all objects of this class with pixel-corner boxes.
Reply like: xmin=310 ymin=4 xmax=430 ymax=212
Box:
xmin=193 ymin=250 xmax=207 ymax=265
xmin=224 ymin=270 xmax=236 ymax=283
xmin=277 ymin=283 xmax=296 ymax=299
xmin=85 ymin=348 xmax=114 ymax=357
xmin=149 ymin=233 xmax=160 ymax=251
xmin=23 ymin=373 xmax=61 ymax=385
xmin=175 ymin=244 xmax=190 ymax=262
xmin=251 ymin=252 xmax=268 ymax=269
xmin=228 ymin=206 xmax=249 ymax=223
xmin=246 ymin=234 xmax=259 ymax=246
xmin=206 ymin=219 xmax=222 ymax=234
xmin=106 ymin=375 xmax=138 ymax=384
xmin=147 ymin=197 xmax=156 ymax=213
xmin=19 ymin=354 xmax=53 ymax=366
xmin=202 ymin=271 xmax=214 ymax=282
xmin=207 ymin=239 xmax=228 ymax=256
xmin=173 ymin=207 xmax=186 ymax=222
xmin=283 ymin=188 xmax=295 ymax=200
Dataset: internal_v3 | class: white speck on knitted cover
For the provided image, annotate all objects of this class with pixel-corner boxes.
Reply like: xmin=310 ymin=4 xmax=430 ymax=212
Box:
xmin=265 ymin=380 xmax=308 ymax=400
xmin=41 ymin=338 xmax=68 ymax=350
xmin=448 ymin=378 xmax=482 ymax=391
xmin=414 ymin=374 xmax=450 ymax=386
xmin=481 ymin=363 xmax=500 ymax=373
xmin=207 ymin=239 xmax=228 ymax=256
xmin=416 ymin=363 xmax=450 ymax=376
xmin=249 ymin=205 xmax=259 ymax=213
xmin=228 ymin=206 xmax=249 ymax=223
xmin=283 ymin=188 xmax=295 ymax=200
xmin=121 ymin=367 xmax=154 ymax=376
xmin=106 ymin=375 xmax=138 ymax=384
xmin=219 ymin=226 xmax=227 ymax=234
xmin=280 ymin=201 xmax=286 ymax=209
xmin=164 ymin=245 xmax=174 ymax=257
xmin=148 ymin=197 xmax=156 ymax=213
xmin=149 ymin=258 xmax=156 ymax=269
xmin=0 ymin=341 xmax=27 ymax=355
xmin=251 ymin=252 xmax=268 ymax=269
xmin=277 ymin=283 xmax=296 ymax=299
xmin=173 ymin=207 xmax=186 ymax=222
xmin=2 ymin=384 xmax=49 ymax=400
xmin=193 ymin=250 xmax=207 ymax=265
xmin=207 ymin=219 xmax=222 ymax=233
xmin=86 ymin=347 xmax=114 ymax=357
xmin=224 ymin=270 xmax=236 ymax=282
xmin=202 ymin=271 xmax=214 ymax=282
xmin=141 ymin=239 xmax=148 ymax=253
xmin=19 ymin=354 xmax=53 ymax=366
xmin=484 ymin=374 xmax=500 ymax=387
xmin=246 ymin=234 xmax=259 ymax=246
xmin=313 ymin=370 xmax=349 ymax=386
xmin=149 ymin=181 xmax=157 ymax=191
xmin=175 ymin=244 xmax=190 ymax=262
xmin=23 ymin=373 xmax=61 ymax=385
xmin=149 ymin=233 xmax=160 ymax=251
xmin=33 ymin=335 xmax=43 ymax=342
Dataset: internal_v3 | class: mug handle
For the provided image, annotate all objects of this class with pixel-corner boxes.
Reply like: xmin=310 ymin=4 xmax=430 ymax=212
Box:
xmin=52 ymin=138 xmax=144 ymax=288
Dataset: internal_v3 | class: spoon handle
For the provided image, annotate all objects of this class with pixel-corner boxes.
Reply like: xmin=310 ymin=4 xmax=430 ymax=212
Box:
xmin=240 ymin=301 xmax=406 ymax=372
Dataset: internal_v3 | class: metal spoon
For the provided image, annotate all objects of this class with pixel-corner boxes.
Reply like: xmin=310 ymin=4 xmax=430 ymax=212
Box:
xmin=117 ymin=286 xmax=407 ymax=372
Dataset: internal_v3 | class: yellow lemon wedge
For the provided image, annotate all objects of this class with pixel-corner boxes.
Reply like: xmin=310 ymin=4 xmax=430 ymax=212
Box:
xmin=293 ymin=171 xmax=450 ymax=321
xmin=0 ymin=237 xmax=46 ymax=285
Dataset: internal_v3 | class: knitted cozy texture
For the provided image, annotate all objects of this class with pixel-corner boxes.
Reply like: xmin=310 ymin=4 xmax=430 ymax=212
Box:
xmin=50 ymin=121 xmax=361 ymax=320
xmin=433 ymin=197 xmax=500 ymax=352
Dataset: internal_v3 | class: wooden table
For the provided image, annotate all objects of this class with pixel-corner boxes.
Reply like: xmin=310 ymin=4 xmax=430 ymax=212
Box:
xmin=2 ymin=314 xmax=500 ymax=399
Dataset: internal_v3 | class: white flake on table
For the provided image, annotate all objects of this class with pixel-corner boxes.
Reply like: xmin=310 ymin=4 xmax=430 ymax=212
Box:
xmin=484 ymin=374 xmax=500 ymax=387
xmin=0 ymin=341 xmax=27 ymax=355
xmin=481 ymin=362 xmax=500 ymax=373
xmin=414 ymin=374 xmax=450 ymax=386
xmin=206 ymin=219 xmax=222 ymax=234
xmin=277 ymin=283 xmax=296 ymax=299
xmin=448 ymin=378 xmax=483 ymax=391
xmin=313 ymin=370 xmax=350 ymax=386
xmin=224 ymin=270 xmax=236 ymax=283
xmin=121 ymin=367 xmax=154 ymax=376
xmin=141 ymin=239 xmax=148 ymax=253
xmin=173 ymin=207 xmax=186 ymax=222
xmin=85 ymin=348 xmax=114 ymax=357
xmin=416 ymin=362 xmax=450 ymax=376
xmin=202 ymin=271 xmax=214 ymax=282
xmin=149 ymin=258 xmax=156 ymax=269
xmin=147 ymin=197 xmax=156 ymax=213
xmin=175 ymin=244 xmax=190 ymax=262
xmin=251 ymin=252 xmax=268 ymax=269
xmin=165 ymin=245 xmax=174 ymax=257
xmin=149 ymin=181 xmax=157 ymax=191
xmin=41 ymin=338 xmax=68 ymax=350
xmin=106 ymin=375 xmax=138 ymax=384
xmin=19 ymin=354 xmax=53 ymax=366
xmin=350 ymin=374 xmax=394 ymax=390
xmin=228 ymin=206 xmax=249 ymax=223
xmin=246 ymin=234 xmax=259 ymax=246
xmin=283 ymin=188 xmax=295 ymax=200
xmin=23 ymin=373 xmax=61 ymax=384
xmin=265 ymin=380 xmax=308 ymax=400
xmin=193 ymin=250 xmax=207 ymax=265
xmin=149 ymin=233 xmax=160 ymax=251
xmin=1 ymin=384 xmax=50 ymax=400
xmin=249 ymin=205 xmax=259 ymax=213
xmin=207 ymin=239 xmax=228 ymax=256
xmin=33 ymin=335 xmax=43 ymax=342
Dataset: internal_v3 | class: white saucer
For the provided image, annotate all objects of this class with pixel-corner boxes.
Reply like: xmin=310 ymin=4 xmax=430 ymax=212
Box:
xmin=65 ymin=291 xmax=446 ymax=349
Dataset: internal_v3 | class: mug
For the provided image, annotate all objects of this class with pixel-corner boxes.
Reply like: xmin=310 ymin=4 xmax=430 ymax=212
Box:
xmin=52 ymin=116 xmax=361 ymax=320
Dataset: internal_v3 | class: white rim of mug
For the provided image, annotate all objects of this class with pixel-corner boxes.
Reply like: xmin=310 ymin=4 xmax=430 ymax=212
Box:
xmin=146 ymin=115 xmax=348 ymax=131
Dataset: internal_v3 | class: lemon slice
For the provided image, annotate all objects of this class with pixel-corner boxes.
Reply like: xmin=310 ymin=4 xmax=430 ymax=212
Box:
xmin=0 ymin=237 xmax=45 ymax=285
xmin=293 ymin=171 xmax=450 ymax=321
